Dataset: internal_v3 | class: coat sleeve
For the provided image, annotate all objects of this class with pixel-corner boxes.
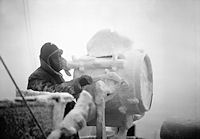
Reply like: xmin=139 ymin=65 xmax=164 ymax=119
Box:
xmin=27 ymin=78 xmax=78 ymax=95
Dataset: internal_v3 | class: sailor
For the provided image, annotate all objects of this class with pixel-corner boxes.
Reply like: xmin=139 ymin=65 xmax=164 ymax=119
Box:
xmin=27 ymin=42 xmax=93 ymax=139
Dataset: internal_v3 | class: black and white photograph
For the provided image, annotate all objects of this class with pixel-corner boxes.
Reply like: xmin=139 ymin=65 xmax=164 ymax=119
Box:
xmin=0 ymin=0 xmax=199 ymax=139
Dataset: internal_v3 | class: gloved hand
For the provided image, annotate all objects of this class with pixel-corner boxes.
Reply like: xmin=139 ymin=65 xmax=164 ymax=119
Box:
xmin=73 ymin=75 xmax=93 ymax=95
xmin=83 ymin=83 xmax=96 ymax=99
xmin=78 ymin=75 xmax=93 ymax=87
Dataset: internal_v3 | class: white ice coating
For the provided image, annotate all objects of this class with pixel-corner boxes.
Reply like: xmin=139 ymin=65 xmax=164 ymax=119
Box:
xmin=48 ymin=30 xmax=153 ymax=138
xmin=72 ymin=29 xmax=152 ymax=112
xmin=87 ymin=29 xmax=133 ymax=57
xmin=63 ymin=29 xmax=153 ymax=128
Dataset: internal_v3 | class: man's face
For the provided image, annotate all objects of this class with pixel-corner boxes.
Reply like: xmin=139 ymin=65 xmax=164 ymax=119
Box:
xmin=49 ymin=49 xmax=63 ymax=72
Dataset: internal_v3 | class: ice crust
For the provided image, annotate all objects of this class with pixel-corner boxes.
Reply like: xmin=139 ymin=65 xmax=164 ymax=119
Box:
xmin=87 ymin=29 xmax=133 ymax=57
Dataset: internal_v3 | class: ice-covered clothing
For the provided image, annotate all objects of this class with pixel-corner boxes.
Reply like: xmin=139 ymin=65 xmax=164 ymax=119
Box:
xmin=27 ymin=57 xmax=81 ymax=98
xmin=27 ymin=57 xmax=80 ymax=139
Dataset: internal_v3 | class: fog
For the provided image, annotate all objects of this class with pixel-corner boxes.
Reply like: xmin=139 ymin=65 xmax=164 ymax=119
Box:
xmin=0 ymin=0 xmax=199 ymax=138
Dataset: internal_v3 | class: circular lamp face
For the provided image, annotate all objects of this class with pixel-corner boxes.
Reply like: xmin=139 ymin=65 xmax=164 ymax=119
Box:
xmin=140 ymin=55 xmax=153 ymax=111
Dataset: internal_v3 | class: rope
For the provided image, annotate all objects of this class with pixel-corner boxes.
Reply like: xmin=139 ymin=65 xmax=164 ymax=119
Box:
xmin=22 ymin=0 xmax=37 ymax=69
